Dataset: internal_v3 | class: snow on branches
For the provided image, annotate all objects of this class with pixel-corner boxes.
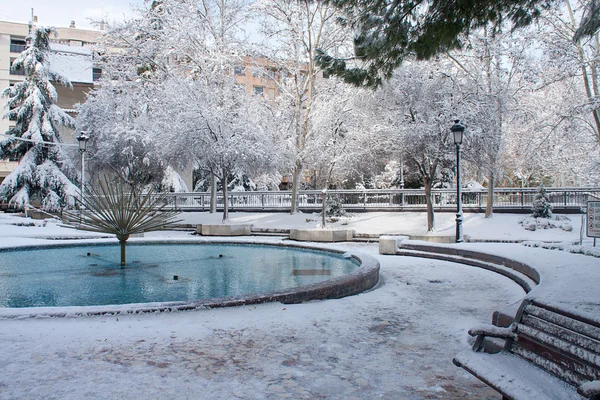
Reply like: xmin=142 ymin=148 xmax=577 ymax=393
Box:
xmin=0 ymin=27 xmax=77 ymax=211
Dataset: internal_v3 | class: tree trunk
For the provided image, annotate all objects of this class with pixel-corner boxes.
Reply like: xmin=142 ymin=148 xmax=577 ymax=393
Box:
xmin=424 ymin=177 xmax=435 ymax=232
xmin=485 ymin=174 xmax=494 ymax=217
xmin=221 ymin=173 xmax=229 ymax=222
xmin=210 ymin=174 xmax=216 ymax=213
xmin=290 ymin=160 xmax=302 ymax=214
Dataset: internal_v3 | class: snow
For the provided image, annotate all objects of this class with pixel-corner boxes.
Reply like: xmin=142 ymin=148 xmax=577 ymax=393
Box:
xmin=48 ymin=42 xmax=93 ymax=84
xmin=0 ymin=211 xmax=598 ymax=399
xmin=180 ymin=211 xmax=585 ymax=242
xmin=580 ymin=380 xmax=600 ymax=397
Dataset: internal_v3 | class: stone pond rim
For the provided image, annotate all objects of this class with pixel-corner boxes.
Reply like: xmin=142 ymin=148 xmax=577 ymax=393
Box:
xmin=0 ymin=239 xmax=380 ymax=318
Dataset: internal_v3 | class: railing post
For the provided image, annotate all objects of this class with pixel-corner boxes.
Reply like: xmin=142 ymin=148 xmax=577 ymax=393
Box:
xmin=563 ymin=191 xmax=567 ymax=207
xmin=521 ymin=190 xmax=525 ymax=207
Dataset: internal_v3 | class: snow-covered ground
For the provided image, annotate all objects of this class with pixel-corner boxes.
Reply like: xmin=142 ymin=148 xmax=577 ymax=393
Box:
xmin=0 ymin=211 xmax=597 ymax=399
xmin=179 ymin=210 xmax=586 ymax=242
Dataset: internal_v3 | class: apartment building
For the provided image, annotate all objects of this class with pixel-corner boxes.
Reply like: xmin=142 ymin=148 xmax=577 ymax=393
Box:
xmin=234 ymin=56 xmax=281 ymax=100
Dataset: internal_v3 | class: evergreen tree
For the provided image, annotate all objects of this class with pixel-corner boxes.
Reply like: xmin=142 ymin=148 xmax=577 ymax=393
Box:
xmin=0 ymin=27 xmax=77 ymax=210
xmin=532 ymin=186 xmax=553 ymax=218
xmin=317 ymin=0 xmax=554 ymax=87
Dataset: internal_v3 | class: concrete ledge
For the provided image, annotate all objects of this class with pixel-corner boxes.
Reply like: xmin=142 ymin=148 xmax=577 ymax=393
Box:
xmin=290 ymin=228 xmax=354 ymax=242
xmin=197 ymin=224 xmax=252 ymax=236
xmin=379 ymin=235 xmax=408 ymax=255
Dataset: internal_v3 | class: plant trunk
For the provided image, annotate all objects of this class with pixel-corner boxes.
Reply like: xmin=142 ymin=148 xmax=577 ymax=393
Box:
xmin=120 ymin=240 xmax=126 ymax=266
xmin=424 ymin=177 xmax=435 ymax=232
xmin=210 ymin=174 xmax=217 ymax=213
xmin=290 ymin=160 xmax=302 ymax=214
xmin=117 ymin=234 xmax=129 ymax=266
xmin=485 ymin=174 xmax=494 ymax=217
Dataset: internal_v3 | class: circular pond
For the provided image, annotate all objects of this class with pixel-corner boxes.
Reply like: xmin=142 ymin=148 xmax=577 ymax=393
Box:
xmin=0 ymin=242 xmax=377 ymax=310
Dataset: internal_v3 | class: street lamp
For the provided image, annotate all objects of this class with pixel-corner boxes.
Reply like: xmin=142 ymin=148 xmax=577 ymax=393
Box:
xmin=451 ymin=120 xmax=465 ymax=243
xmin=76 ymin=131 xmax=89 ymax=205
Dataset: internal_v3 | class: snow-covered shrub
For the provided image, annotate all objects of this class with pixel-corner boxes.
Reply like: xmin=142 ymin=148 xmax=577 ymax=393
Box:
xmin=325 ymin=195 xmax=347 ymax=217
xmin=532 ymin=186 xmax=553 ymax=218
xmin=519 ymin=215 xmax=572 ymax=232
xmin=522 ymin=241 xmax=600 ymax=258
xmin=158 ymin=166 xmax=188 ymax=193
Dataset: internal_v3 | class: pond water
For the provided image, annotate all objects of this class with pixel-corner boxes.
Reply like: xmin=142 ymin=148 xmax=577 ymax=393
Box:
xmin=0 ymin=243 xmax=359 ymax=308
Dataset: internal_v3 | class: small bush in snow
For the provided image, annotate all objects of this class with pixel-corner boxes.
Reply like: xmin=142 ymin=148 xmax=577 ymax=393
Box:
xmin=523 ymin=241 xmax=600 ymax=258
xmin=519 ymin=215 xmax=572 ymax=232
xmin=325 ymin=195 xmax=347 ymax=217
xmin=532 ymin=186 xmax=553 ymax=218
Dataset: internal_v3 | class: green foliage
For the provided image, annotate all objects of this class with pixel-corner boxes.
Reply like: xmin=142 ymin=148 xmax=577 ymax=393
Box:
xmin=63 ymin=177 xmax=181 ymax=266
xmin=317 ymin=0 xmax=554 ymax=87
xmin=532 ymin=185 xmax=553 ymax=218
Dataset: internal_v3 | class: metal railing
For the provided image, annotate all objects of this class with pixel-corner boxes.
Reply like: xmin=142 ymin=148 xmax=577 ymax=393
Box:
xmin=2 ymin=187 xmax=597 ymax=213
xmin=155 ymin=187 xmax=600 ymax=213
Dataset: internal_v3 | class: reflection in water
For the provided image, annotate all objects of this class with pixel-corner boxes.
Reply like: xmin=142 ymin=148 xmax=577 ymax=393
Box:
xmin=0 ymin=244 xmax=359 ymax=308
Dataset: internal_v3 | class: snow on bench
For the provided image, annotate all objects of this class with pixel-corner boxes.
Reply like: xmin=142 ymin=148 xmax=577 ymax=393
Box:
xmin=453 ymin=298 xmax=600 ymax=400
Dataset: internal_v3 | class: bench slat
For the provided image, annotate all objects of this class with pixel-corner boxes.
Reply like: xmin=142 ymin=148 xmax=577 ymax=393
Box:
xmin=522 ymin=314 xmax=600 ymax=358
xmin=527 ymin=304 xmax=600 ymax=342
xmin=517 ymin=323 xmax=600 ymax=373
xmin=513 ymin=337 xmax=590 ymax=386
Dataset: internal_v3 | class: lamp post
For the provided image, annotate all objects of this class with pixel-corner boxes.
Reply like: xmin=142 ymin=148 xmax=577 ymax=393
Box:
xmin=451 ymin=120 xmax=465 ymax=243
xmin=76 ymin=131 xmax=89 ymax=205
xmin=321 ymin=188 xmax=327 ymax=228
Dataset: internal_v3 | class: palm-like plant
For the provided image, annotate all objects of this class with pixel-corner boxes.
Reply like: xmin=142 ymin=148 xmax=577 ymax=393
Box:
xmin=64 ymin=177 xmax=181 ymax=266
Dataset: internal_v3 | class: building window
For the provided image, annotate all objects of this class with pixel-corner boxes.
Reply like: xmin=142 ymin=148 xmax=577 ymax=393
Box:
xmin=10 ymin=37 xmax=26 ymax=53
xmin=322 ymin=71 xmax=330 ymax=79
xmin=267 ymin=87 xmax=276 ymax=100
xmin=253 ymin=86 xmax=264 ymax=95
xmin=266 ymin=68 xmax=276 ymax=79
xmin=234 ymin=66 xmax=245 ymax=76
xmin=93 ymin=68 xmax=102 ymax=81
xmin=9 ymin=59 xmax=24 ymax=76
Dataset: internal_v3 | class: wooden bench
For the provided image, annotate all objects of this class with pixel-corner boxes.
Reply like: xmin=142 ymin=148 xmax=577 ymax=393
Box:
xmin=453 ymin=298 xmax=600 ymax=400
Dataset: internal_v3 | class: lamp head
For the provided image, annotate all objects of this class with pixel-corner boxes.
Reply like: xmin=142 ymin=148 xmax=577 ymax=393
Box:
xmin=77 ymin=131 xmax=89 ymax=151
xmin=450 ymin=120 xmax=465 ymax=145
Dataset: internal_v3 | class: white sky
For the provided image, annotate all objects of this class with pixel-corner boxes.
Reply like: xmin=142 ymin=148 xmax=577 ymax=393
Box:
xmin=0 ymin=0 xmax=146 ymax=30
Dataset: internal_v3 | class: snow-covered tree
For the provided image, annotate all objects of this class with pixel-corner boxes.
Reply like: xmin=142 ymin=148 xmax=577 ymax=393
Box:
xmin=532 ymin=185 xmax=553 ymax=218
xmin=0 ymin=27 xmax=77 ymax=211
xmin=371 ymin=60 xmax=471 ymax=231
xmin=83 ymin=0 xmax=256 ymax=204
xmin=156 ymin=77 xmax=281 ymax=221
xmin=503 ymin=0 xmax=600 ymax=186
xmin=77 ymin=80 xmax=168 ymax=188
xmin=447 ymin=26 xmax=537 ymax=217
xmin=303 ymin=79 xmax=373 ymax=188
xmin=255 ymin=0 xmax=350 ymax=212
